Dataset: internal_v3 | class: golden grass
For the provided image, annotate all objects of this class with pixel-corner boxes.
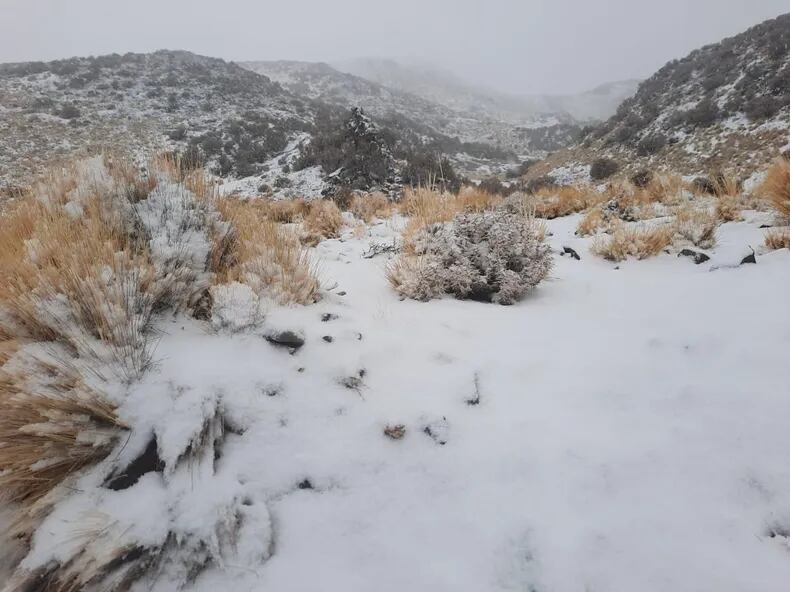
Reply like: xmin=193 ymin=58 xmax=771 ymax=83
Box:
xmin=350 ymin=192 xmax=393 ymax=222
xmin=591 ymin=223 xmax=673 ymax=262
xmin=531 ymin=185 xmax=605 ymax=219
xmin=764 ymin=227 xmax=790 ymax=250
xmin=715 ymin=195 xmax=744 ymax=222
xmin=760 ymin=158 xmax=790 ymax=219
xmin=302 ymin=199 xmax=344 ymax=245
xmin=641 ymin=174 xmax=688 ymax=205
xmin=265 ymin=198 xmax=310 ymax=224
xmin=215 ymin=198 xmax=320 ymax=305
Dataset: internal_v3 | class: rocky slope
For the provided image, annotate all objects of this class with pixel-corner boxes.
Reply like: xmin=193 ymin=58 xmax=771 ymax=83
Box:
xmin=529 ymin=13 xmax=790 ymax=183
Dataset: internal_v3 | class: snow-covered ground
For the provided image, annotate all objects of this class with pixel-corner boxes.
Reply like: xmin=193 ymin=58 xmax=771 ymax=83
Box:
xmin=19 ymin=211 xmax=790 ymax=591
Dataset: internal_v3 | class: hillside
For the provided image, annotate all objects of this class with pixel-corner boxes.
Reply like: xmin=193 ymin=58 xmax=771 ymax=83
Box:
xmin=529 ymin=13 xmax=790 ymax=183
xmin=242 ymin=60 xmax=578 ymax=156
xmin=332 ymin=57 xmax=638 ymax=124
xmin=0 ymin=50 xmax=518 ymax=197
xmin=0 ymin=50 xmax=321 ymax=190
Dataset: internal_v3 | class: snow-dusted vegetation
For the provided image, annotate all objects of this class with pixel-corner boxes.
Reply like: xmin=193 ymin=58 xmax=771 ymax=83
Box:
xmin=1 ymin=151 xmax=789 ymax=591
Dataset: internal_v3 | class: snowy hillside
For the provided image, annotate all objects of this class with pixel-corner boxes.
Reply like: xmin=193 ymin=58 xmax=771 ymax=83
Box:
xmin=532 ymin=13 xmax=790 ymax=181
xmin=242 ymin=60 xmax=578 ymax=156
xmin=333 ymin=57 xmax=638 ymax=124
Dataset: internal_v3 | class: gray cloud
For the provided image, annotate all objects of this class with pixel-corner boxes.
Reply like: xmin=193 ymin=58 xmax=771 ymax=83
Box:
xmin=0 ymin=0 xmax=786 ymax=94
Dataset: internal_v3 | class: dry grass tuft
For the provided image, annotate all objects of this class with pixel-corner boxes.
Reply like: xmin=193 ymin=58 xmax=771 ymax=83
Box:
xmin=760 ymin=158 xmax=790 ymax=220
xmin=303 ymin=199 xmax=344 ymax=245
xmin=265 ymin=198 xmax=310 ymax=224
xmin=531 ymin=185 xmax=604 ymax=219
xmin=764 ymin=227 xmax=790 ymax=250
xmin=576 ymin=208 xmax=607 ymax=236
xmin=641 ymin=174 xmax=688 ymax=205
xmin=715 ymin=195 xmax=744 ymax=222
xmin=457 ymin=186 xmax=503 ymax=213
xmin=350 ymin=192 xmax=393 ymax=222
xmin=591 ymin=223 xmax=673 ymax=262
xmin=215 ymin=198 xmax=320 ymax=305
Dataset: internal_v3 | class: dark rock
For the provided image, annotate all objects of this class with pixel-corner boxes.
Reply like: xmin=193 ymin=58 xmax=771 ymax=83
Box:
xmin=337 ymin=291 xmax=347 ymax=296
xmin=740 ymin=249 xmax=757 ymax=265
xmin=322 ymin=335 xmax=334 ymax=343
xmin=678 ymin=249 xmax=710 ymax=264
xmin=759 ymin=224 xmax=773 ymax=229
xmin=297 ymin=479 xmax=313 ymax=490
xmin=321 ymin=313 xmax=339 ymax=322
xmin=266 ymin=330 xmax=305 ymax=350
xmin=562 ymin=246 xmax=581 ymax=260
xmin=105 ymin=436 xmax=164 ymax=491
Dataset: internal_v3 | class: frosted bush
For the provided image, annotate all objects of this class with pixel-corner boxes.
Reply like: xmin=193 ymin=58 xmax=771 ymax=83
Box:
xmin=390 ymin=209 xmax=552 ymax=305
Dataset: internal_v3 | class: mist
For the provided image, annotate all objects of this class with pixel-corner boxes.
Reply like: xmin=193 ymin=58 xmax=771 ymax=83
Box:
xmin=0 ymin=0 xmax=787 ymax=95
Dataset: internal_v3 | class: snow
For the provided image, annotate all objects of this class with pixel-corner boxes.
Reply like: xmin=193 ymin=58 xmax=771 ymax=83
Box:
xmin=8 ymin=204 xmax=790 ymax=591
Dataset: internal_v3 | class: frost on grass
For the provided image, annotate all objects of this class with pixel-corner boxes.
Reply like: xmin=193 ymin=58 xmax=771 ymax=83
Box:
xmin=389 ymin=208 xmax=552 ymax=304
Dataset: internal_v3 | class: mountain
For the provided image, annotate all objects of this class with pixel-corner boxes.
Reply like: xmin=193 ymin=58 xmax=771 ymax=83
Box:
xmin=332 ymin=57 xmax=638 ymax=124
xmin=530 ymin=13 xmax=790 ymax=181
xmin=242 ymin=59 xmax=577 ymax=157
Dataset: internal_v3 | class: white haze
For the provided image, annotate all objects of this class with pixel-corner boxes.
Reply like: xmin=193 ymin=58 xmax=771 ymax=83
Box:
xmin=0 ymin=0 xmax=787 ymax=94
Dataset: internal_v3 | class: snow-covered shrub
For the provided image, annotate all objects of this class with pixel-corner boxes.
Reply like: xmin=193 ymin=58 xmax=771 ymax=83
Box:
xmin=389 ymin=208 xmax=552 ymax=305
xmin=209 ymin=282 xmax=261 ymax=332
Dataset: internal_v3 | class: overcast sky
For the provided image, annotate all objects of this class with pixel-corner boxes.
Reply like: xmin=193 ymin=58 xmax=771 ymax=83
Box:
xmin=0 ymin=0 xmax=787 ymax=95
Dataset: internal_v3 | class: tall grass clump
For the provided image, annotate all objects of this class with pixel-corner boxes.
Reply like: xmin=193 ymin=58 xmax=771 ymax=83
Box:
xmin=761 ymin=158 xmax=790 ymax=220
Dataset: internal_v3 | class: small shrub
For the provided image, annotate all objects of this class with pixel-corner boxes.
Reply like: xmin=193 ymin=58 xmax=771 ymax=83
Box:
xmin=167 ymin=124 xmax=187 ymax=141
xmin=57 ymin=103 xmax=81 ymax=119
xmin=530 ymin=185 xmax=605 ymax=219
xmin=388 ymin=209 xmax=552 ymax=304
xmin=274 ymin=176 xmax=292 ymax=189
xmin=590 ymin=158 xmax=619 ymax=181
xmin=636 ymin=134 xmax=667 ymax=156
xmin=524 ymin=176 xmax=556 ymax=194
xmin=630 ymin=169 xmax=654 ymax=189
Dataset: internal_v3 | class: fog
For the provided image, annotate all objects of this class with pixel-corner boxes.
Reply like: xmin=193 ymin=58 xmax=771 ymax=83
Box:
xmin=0 ymin=0 xmax=786 ymax=95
